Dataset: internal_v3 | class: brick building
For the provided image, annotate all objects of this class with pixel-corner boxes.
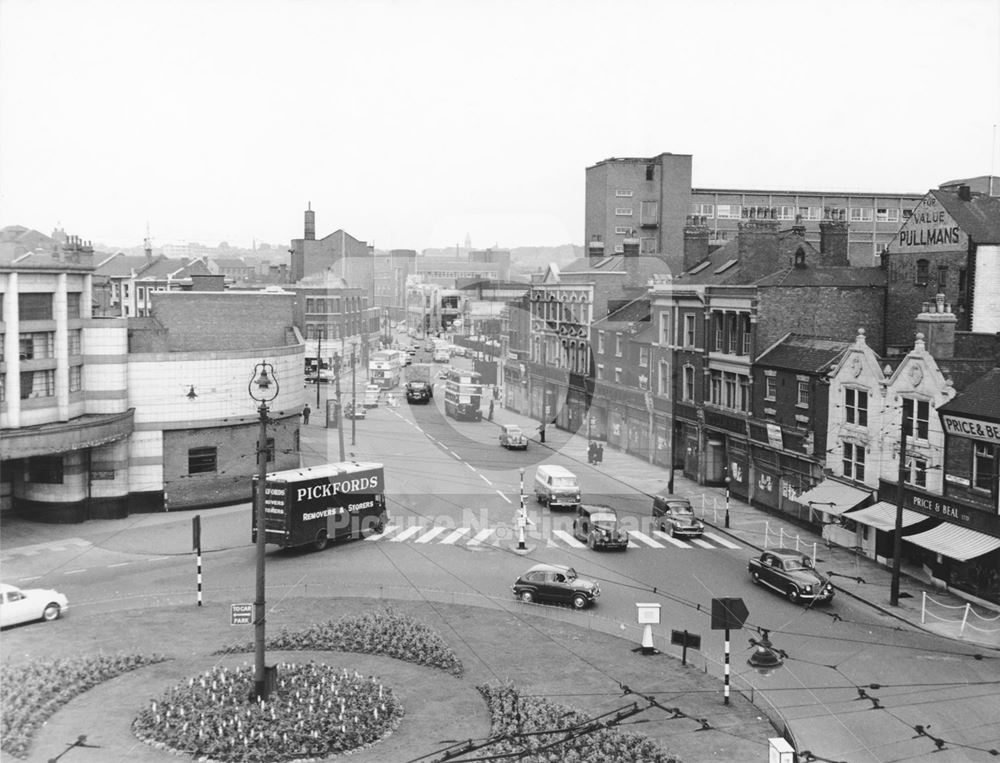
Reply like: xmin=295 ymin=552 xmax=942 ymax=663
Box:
xmin=288 ymin=204 xmax=374 ymax=300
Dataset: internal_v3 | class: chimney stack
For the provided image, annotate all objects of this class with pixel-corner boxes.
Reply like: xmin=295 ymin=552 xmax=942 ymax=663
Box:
xmin=818 ymin=218 xmax=850 ymax=266
xmin=683 ymin=215 xmax=710 ymax=271
xmin=958 ymin=184 xmax=972 ymax=202
xmin=915 ymin=293 xmax=957 ymax=359
xmin=622 ymin=237 xmax=640 ymax=257
xmin=588 ymin=235 xmax=605 ymax=261
xmin=737 ymin=215 xmax=781 ymax=281
xmin=304 ymin=202 xmax=316 ymax=241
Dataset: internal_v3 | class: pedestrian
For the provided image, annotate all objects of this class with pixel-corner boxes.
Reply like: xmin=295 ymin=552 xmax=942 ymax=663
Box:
xmin=302 ymin=403 xmax=311 ymax=425
xmin=538 ymin=422 xmax=546 ymax=443
xmin=587 ymin=441 xmax=596 ymax=464
xmin=488 ymin=399 xmax=495 ymax=421
xmin=596 ymin=443 xmax=604 ymax=465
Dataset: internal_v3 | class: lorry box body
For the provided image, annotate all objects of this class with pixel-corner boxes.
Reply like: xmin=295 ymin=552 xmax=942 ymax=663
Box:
xmin=252 ymin=462 xmax=387 ymax=551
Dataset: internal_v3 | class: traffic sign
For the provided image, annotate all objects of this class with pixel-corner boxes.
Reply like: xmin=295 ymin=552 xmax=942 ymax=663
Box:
xmin=710 ymin=597 xmax=749 ymax=630
xmin=231 ymin=603 xmax=253 ymax=626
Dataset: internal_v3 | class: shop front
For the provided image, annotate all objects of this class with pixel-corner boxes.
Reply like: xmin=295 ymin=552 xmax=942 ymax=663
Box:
xmin=566 ymin=382 xmax=588 ymax=434
xmin=750 ymin=446 xmax=781 ymax=511
xmin=727 ymin=438 xmax=751 ymax=501
xmin=681 ymin=421 xmax=700 ymax=481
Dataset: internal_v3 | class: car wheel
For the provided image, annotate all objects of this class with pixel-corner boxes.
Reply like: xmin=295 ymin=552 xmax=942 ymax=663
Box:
xmin=669 ymin=525 xmax=677 ymax=538
xmin=751 ymin=571 xmax=761 ymax=585
xmin=571 ymin=594 xmax=588 ymax=610
xmin=42 ymin=603 xmax=62 ymax=621
xmin=519 ymin=591 xmax=534 ymax=604
xmin=787 ymin=587 xmax=800 ymax=604
xmin=313 ymin=531 xmax=328 ymax=552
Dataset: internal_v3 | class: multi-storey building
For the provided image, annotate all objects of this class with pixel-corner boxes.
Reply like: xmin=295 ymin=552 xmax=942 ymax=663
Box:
xmin=288 ymin=205 xmax=374 ymax=300
xmin=294 ymin=271 xmax=379 ymax=372
xmin=373 ymin=249 xmax=417 ymax=322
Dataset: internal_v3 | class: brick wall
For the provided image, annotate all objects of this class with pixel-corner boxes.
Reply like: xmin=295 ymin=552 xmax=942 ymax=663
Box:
xmin=758 ymin=285 xmax=885 ymax=355
xmin=885 ymin=249 xmax=967 ymax=350
xmin=151 ymin=292 xmax=295 ymax=351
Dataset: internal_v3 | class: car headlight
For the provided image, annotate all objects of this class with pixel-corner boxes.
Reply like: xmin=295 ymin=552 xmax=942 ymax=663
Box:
xmin=804 ymin=585 xmax=813 ymax=593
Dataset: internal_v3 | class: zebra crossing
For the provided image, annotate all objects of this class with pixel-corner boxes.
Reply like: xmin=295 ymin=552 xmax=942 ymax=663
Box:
xmin=366 ymin=522 xmax=741 ymax=551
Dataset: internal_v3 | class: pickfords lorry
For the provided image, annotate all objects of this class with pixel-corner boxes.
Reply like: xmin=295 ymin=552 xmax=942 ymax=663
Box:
xmin=252 ymin=462 xmax=388 ymax=551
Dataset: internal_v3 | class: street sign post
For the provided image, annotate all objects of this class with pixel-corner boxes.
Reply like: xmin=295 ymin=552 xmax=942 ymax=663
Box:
xmin=710 ymin=597 xmax=749 ymax=705
xmin=670 ymin=629 xmax=702 ymax=666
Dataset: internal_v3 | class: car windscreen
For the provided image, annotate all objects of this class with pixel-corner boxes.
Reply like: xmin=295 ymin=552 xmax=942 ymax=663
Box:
xmin=783 ymin=558 xmax=808 ymax=571
xmin=590 ymin=513 xmax=617 ymax=524
xmin=506 ymin=427 xmax=522 ymax=435
xmin=551 ymin=477 xmax=575 ymax=487
xmin=669 ymin=504 xmax=694 ymax=515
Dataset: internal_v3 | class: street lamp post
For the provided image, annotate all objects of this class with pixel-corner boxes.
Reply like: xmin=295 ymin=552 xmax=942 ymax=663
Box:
xmin=724 ymin=476 xmax=731 ymax=529
xmin=518 ymin=467 xmax=527 ymax=550
xmin=351 ymin=343 xmax=357 ymax=446
xmin=249 ymin=360 xmax=279 ymax=701
xmin=334 ymin=353 xmax=345 ymax=462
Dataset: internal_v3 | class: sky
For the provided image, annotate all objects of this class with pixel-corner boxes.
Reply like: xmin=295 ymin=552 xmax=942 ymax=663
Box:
xmin=1 ymin=0 xmax=999 ymax=253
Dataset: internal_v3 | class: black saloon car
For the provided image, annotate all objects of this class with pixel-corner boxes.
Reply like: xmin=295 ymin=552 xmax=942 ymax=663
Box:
xmin=748 ymin=548 xmax=835 ymax=604
xmin=651 ymin=494 xmax=704 ymax=537
xmin=512 ymin=563 xmax=600 ymax=609
xmin=405 ymin=381 xmax=433 ymax=404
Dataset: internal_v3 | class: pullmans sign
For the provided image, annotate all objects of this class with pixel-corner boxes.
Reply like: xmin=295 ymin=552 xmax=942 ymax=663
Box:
xmin=894 ymin=195 xmax=967 ymax=253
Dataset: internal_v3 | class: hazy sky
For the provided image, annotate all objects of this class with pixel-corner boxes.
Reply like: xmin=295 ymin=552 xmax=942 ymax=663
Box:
xmin=2 ymin=0 xmax=998 ymax=252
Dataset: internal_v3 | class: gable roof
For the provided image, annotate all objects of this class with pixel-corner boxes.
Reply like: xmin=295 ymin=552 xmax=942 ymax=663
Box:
xmin=756 ymin=265 xmax=886 ymax=287
xmin=593 ymin=296 xmax=650 ymax=329
xmin=937 ymin=367 xmax=1000 ymax=422
xmin=94 ymin=252 xmax=153 ymax=277
xmin=756 ymin=333 xmax=851 ymax=373
xmin=677 ymin=230 xmax=820 ymax=285
xmin=931 ymin=189 xmax=1000 ymax=244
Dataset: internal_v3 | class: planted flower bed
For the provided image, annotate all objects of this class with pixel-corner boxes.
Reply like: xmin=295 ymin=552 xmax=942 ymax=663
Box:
xmin=478 ymin=684 xmax=679 ymax=763
xmin=216 ymin=606 xmax=463 ymax=676
xmin=133 ymin=662 xmax=402 ymax=762
xmin=1 ymin=653 xmax=166 ymax=760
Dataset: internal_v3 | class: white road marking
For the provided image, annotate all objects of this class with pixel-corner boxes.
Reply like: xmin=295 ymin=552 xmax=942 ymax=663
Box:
xmin=552 ymin=530 xmax=586 ymax=548
xmin=365 ymin=524 xmax=399 ymax=541
xmin=652 ymin=530 xmax=693 ymax=548
xmin=628 ymin=530 xmax=665 ymax=548
xmin=703 ymin=532 xmax=741 ymax=549
xmin=465 ymin=462 xmax=477 ymax=472
xmin=496 ymin=490 xmax=511 ymax=503
xmin=440 ymin=528 xmax=470 ymax=544
xmin=451 ymin=451 xmax=462 ymax=460
xmin=479 ymin=474 xmax=493 ymax=486
xmin=390 ymin=525 xmax=424 ymax=542
xmin=690 ymin=538 xmax=715 ymax=549
xmin=108 ymin=562 xmax=132 ymax=568
xmin=415 ymin=527 xmax=448 ymax=544
xmin=466 ymin=529 xmax=495 ymax=546
xmin=63 ymin=569 xmax=86 ymax=575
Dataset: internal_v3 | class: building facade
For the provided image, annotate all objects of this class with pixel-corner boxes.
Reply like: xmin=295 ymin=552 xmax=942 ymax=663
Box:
xmin=288 ymin=205 xmax=374 ymax=299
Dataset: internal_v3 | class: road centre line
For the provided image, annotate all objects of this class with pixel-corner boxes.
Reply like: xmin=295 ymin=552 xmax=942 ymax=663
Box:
xmin=465 ymin=462 xmax=477 ymax=472
xmin=108 ymin=562 xmax=132 ymax=568
xmin=496 ymin=490 xmax=511 ymax=503
xmin=479 ymin=474 xmax=493 ymax=486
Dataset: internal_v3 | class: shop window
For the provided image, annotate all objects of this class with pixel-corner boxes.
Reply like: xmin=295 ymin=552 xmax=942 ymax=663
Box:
xmin=26 ymin=456 xmax=64 ymax=484
xmin=188 ymin=447 xmax=218 ymax=475
xmin=973 ymin=443 xmax=996 ymax=492
xmin=845 ymin=388 xmax=868 ymax=426
xmin=842 ymin=442 xmax=866 ymax=481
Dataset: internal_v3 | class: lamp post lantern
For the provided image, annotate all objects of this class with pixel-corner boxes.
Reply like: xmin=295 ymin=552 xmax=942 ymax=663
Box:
xmin=249 ymin=360 xmax=279 ymax=701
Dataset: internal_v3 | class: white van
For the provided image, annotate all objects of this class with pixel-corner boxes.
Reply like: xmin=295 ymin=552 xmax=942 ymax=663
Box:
xmin=363 ymin=385 xmax=381 ymax=408
xmin=533 ymin=465 xmax=581 ymax=510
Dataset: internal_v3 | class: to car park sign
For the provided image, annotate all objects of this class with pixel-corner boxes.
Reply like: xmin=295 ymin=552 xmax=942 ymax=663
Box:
xmin=231 ymin=603 xmax=254 ymax=625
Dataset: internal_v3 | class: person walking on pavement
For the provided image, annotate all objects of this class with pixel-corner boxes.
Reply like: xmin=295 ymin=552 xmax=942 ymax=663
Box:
xmin=488 ymin=399 xmax=494 ymax=421
xmin=587 ymin=441 xmax=596 ymax=464
xmin=596 ymin=443 xmax=604 ymax=464
xmin=302 ymin=403 xmax=311 ymax=425
xmin=538 ymin=422 xmax=546 ymax=443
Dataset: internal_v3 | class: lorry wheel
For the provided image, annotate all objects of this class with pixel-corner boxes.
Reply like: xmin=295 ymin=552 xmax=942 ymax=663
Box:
xmin=372 ymin=517 xmax=386 ymax=534
xmin=313 ymin=531 xmax=328 ymax=552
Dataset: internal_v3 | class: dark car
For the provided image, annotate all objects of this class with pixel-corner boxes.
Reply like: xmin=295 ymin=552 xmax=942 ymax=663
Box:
xmin=512 ymin=563 xmax=600 ymax=609
xmin=651 ymin=494 xmax=704 ymax=537
xmin=573 ymin=505 xmax=629 ymax=550
xmin=405 ymin=380 xmax=433 ymax=404
xmin=748 ymin=548 xmax=835 ymax=604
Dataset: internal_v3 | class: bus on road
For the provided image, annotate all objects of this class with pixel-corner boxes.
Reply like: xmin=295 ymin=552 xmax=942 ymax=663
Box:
xmin=369 ymin=349 xmax=405 ymax=389
xmin=444 ymin=368 xmax=483 ymax=421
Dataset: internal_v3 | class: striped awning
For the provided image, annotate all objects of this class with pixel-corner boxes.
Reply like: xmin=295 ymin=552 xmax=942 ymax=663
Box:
xmin=797 ymin=480 xmax=873 ymax=516
xmin=845 ymin=501 xmax=927 ymax=532
xmin=904 ymin=523 xmax=1000 ymax=562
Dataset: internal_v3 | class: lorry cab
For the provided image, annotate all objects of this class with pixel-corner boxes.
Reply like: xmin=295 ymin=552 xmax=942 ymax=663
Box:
xmin=533 ymin=464 xmax=580 ymax=510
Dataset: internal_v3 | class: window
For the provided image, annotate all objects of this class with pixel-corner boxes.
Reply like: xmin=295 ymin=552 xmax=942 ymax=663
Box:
xmin=645 ymin=164 xmax=655 ymax=181
xmin=639 ymin=347 xmax=649 ymax=367
xmin=843 ymin=442 xmax=866 ymax=481
xmin=596 ymin=363 xmax=604 ymax=381
xmin=937 ymin=265 xmax=948 ymax=291
xmin=916 ymin=259 xmax=929 ymax=285
xmin=19 ymin=332 xmax=54 ymax=360
xmin=902 ymin=208 xmax=914 ymax=219
xmin=67 ymin=292 xmax=82 ymax=317
xmin=764 ymin=375 xmax=776 ymax=401
xmin=973 ymin=443 xmax=996 ymax=492
xmin=614 ymin=367 xmax=622 ymax=383
xmin=850 ymin=207 xmax=874 ymax=222
xmin=18 ymin=293 xmax=52 ymax=321
xmin=907 ymin=458 xmax=927 ymax=488
xmin=876 ymin=208 xmax=901 ymax=223
xmin=614 ymin=244 xmax=624 ymax=253
xmin=658 ymin=360 xmax=670 ymax=396
xmin=724 ymin=373 xmax=737 ymax=409
xmin=776 ymin=205 xmax=796 ymax=220
xmin=683 ymin=366 xmax=695 ymax=401
xmin=658 ymin=313 xmax=670 ymax=345
xmin=903 ymin=397 xmax=930 ymax=440
xmin=69 ymin=365 xmax=82 ymax=392
xmin=796 ymin=380 xmax=810 ymax=407
xmin=615 ymin=334 xmax=622 ymax=357
xmin=20 ymin=370 xmax=55 ymax=399
xmin=188 ymin=447 xmax=218 ymax=474
xmin=716 ymin=204 xmax=742 ymax=219
xmin=640 ymin=237 xmax=657 ymax=254
xmin=799 ymin=206 xmax=822 ymax=221
xmin=825 ymin=206 xmax=847 ymax=220
xmin=0 ymin=373 xmax=4 ymax=402
xmin=615 ymin=207 xmax=633 ymax=216
xmin=640 ymin=201 xmax=659 ymax=222
xmin=615 ymin=189 xmax=634 ymax=197
xmin=739 ymin=376 xmax=751 ymax=412
xmin=68 ymin=329 xmax=82 ymax=355
xmin=690 ymin=203 xmax=714 ymax=218
xmin=614 ymin=226 xmax=632 ymax=235
xmin=683 ymin=314 xmax=696 ymax=347
xmin=710 ymin=370 xmax=722 ymax=405
xmin=25 ymin=456 xmax=63 ymax=484
xmin=844 ymin=388 xmax=868 ymax=426
xmin=597 ymin=331 xmax=605 ymax=354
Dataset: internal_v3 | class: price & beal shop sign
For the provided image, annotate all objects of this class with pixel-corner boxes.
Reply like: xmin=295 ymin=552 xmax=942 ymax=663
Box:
xmin=941 ymin=414 xmax=1000 ymax=445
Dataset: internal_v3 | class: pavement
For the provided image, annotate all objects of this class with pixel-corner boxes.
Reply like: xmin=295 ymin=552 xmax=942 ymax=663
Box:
xmin=3 ymin=388 xmax=999 ymax=763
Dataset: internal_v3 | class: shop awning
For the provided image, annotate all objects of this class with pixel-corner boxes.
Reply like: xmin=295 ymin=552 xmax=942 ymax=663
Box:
xmin=904 ymin=523 xmax=1000 ymax=562
xmin=845 ymin=501 xmax=927 ymax=532
xmin=797 ymin=480 xmax=873 ymax=516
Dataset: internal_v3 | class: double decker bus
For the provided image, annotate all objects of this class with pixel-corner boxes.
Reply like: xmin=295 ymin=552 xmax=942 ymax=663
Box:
xmin=444 ymin=368 xmax=483 ymax=421
xmin=368 ymin=349 xmax=405 ymax=389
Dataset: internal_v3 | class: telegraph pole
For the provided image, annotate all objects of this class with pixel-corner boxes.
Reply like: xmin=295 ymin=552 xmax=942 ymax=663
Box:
xmin=890 ymin=407 xmax=910 ymax=606
xmin=335 ymin=353 xmax=345 ymax=462
xmin=315 ymin=335 xmax=322 ymax=409
xmin=351 ymin=344 xmax=357 ymax=446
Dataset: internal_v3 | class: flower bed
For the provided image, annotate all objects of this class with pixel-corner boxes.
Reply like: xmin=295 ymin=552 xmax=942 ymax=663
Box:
xmin=133 ymin=662 xmax=402 ymax=762
xmin=1 ymin=653 xmax=166 ymax=760
xmin=216 ymin=606 xmax=463 ymax=676
xmin=477 ymin=684 xmax=679 ymax=763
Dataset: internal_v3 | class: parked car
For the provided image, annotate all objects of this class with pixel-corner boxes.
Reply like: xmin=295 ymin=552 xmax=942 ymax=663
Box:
xmin=0 ymin=582 xmax=69 ymax=627
xmin=533 ymin=464 xmax=580 ymax=510
xmin=405 ymin=380 xmax=433 ymax=404
xmin=748 ymin=549 xmax=835 ymax=604
xmin=344 ymin=400 xmax=366 ymax=419
xmin=499 ymin=424 xmax=528 ymax=450
xmin=511 ymin=563 xmax=600 ymax=609
xmin=651 ymin=494 xmax=704 ymax=537
xmin=573 ymin=505 xmax=629 ymax=550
